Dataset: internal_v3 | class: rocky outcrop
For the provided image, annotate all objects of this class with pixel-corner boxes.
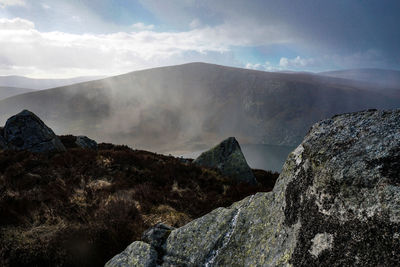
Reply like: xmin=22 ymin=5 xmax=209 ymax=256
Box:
xmin=194 ymin=137 xmax=257 ymax=185
xmin=142 ymin=223 xmax=175 ymax=254
xmin=106 ymin=224 xmax=175 ymax=267
xmin=75 ymin=135 xmax=98 ymax=150
xmin=105 ymin=241 xmax=157 ymax=267
xmin=108 ymin=109 xmax=400 ymax=266
xmin=2 ymin=110 xmax=66 ymax=153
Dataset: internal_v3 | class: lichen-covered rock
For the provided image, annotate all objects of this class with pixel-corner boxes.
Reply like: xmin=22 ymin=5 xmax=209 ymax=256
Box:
xmin=142 ymin=223 xmax=175 ymax=252
xmin=75 ymin=135 xmax=98 ymax=150
xmin=194 ymin=137 xmax=257 ymax=184
xmin=109 ymin=109 xmax=400 ymax=266
xmin=3 ymin=110 xmax=66 ymax=153
xmin=105 ymin=241 xmax=157 ymax=267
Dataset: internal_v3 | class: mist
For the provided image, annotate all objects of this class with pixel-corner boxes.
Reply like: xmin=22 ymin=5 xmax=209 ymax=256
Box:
xmin=1 ymin=63 xmax=400 ymax=171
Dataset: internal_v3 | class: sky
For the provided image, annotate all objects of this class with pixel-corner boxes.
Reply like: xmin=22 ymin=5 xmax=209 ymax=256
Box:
xmin=0 ymin=0 xmax=399 ymax=78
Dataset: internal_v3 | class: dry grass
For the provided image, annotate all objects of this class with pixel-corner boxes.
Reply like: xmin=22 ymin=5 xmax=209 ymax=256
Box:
xmin=0 ymin=136 xmax=279 ymax=266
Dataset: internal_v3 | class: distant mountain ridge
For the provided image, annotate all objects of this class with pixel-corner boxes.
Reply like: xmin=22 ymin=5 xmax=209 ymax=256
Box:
xmin=0 ymin=75 xmax=105 ymax=90
xmin=0 ymin=62 xmax=399 ymax=155
xmin=0 ymin=86 xmax=35 ymax=101
xmin=319 ymin=68 xmax=400 ymax=89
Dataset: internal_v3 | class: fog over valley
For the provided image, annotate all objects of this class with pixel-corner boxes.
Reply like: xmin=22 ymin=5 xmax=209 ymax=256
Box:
xmin=0 ymin=63 xmax=399 ymax=170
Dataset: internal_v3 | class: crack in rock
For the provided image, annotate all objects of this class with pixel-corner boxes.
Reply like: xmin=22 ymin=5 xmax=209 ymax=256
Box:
xmin=204 ymin=194 xmax=255 ymax=267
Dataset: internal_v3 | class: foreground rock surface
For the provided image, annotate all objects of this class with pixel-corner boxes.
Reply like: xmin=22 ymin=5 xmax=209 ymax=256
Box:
xmin=2 ymin=110 xmax=66 ymax=153
xmin=105 ymin=241 xmax=157 ymax=267
xmin=194 ymin=137 xmax=257 ymax=184
xmin=109 ymin=109 xmax=400 ymax=266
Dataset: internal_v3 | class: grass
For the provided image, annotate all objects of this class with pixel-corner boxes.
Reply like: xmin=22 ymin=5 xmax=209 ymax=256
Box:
xmin=0 ymin=136 xmax=279 ymax=266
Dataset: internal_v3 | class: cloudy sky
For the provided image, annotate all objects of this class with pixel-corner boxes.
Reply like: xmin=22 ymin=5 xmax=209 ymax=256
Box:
xmin=0 ymin=0 xmax=399 ymax=78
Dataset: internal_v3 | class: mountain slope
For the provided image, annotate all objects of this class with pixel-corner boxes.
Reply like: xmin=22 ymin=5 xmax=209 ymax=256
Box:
xmin=0 ymin=86 xmax=35 ymax=101
xmin=319 ymin=68 xmax=400 ymax=89
xmin=0 ymin=75 xmax=105 ymax=90
xmin=0 ymin=62 xmax=399 ymax=154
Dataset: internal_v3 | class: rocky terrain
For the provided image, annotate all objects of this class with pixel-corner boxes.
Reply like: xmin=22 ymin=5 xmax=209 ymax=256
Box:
xmin=0 ymin=110 xmax=277 ymax=267
xmin=108 ymin=109 xmax=400 ymax=266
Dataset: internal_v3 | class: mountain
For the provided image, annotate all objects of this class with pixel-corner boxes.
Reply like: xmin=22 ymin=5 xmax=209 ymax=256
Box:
xmin=0 ymin=86 xmax=35 ymax=101
xmin=107 ymin=109 xmax=400 ymax=266
xmin=0 ymin=75 xmax=105 ymax=90
xmin=0 ymin=62 xmax=399 ymax=157
xmin=319 ymin=68 xmax=400 ymax=89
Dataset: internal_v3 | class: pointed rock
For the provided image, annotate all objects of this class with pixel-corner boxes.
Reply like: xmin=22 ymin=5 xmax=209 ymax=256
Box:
xmin=3 ymin=110 xmax=66 ymax=153
xmin=75 ymin=135 xmax=98 ymax=150
xmin=194 ymin=137 xmax=257 ymax=185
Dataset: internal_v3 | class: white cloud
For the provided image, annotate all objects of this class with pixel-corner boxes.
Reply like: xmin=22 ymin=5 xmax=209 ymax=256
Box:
xmin=0 ymin=17 xmax=241 ymax=78
xmin=245 ymin=61 xmax=281 ymax=72
xmin=279 ymin=57 xmax=289 ymax=68
xmin=41 ymin=3 xmax=50 ymax=9
xmin=279 ymin=56 xmax=315 ymax=69
xmin=71 ymin=16 xmax=82 ymax=23
xmin=189 ymin=19 xmax=201 ymax=29
xmin=0 ymin=0 xmax=25 ymax=8
xmin=131 ymin=22 xmax=155 ymax=31
xmin=0 ymin=17 xmax=33 ymax=30
xmin=2 ymin=16 xmax=385 ymax=78
xmin=278 ymin=51 xmax=388 ymax=71
xmin=245 ymin=63 xmax=263 ymax=70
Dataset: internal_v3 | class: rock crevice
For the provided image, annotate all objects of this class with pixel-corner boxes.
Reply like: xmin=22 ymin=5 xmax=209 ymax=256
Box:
xmin=106 ymin=223 xmax=175 ymax=267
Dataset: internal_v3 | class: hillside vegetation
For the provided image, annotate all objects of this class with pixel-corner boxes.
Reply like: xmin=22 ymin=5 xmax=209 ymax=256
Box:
xmin=0 ymin=136 xmax=277 ymax=266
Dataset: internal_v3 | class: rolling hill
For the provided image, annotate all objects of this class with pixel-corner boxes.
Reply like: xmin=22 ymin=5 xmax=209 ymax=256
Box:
xmin=319 ymin=68 xmax=400 ymax=89
xmin=0 ymin=62 xmax=399 ymax=158
xmin=0 ymin=86 xmax=35 ymax=101
xmin=0 ymin=75 xmax=105 ymax=90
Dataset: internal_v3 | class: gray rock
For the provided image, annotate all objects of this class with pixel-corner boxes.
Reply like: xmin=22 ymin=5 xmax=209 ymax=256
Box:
xmin=105 ymin=241 xmax=157 ymax=267
xmin=75 ymin=135 xmax=98 ymax=150
xmin=3 ymin=110 xmax=66 ymax=153
xmin=194 ymin=137 xmax=257 ymax=185
xmin=109 ymin=109 xmax=400 ymax=266
xmin=142 ymin=223 xmax=175 ymax=252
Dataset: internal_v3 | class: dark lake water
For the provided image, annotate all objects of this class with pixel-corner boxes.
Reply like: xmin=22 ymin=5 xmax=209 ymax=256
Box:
xmin=180 ymin=144 xmax=296 ymax=172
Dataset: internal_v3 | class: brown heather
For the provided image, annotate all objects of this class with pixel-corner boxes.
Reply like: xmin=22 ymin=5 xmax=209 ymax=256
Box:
xmin=0 ymin=135 xmax=278 ymax=267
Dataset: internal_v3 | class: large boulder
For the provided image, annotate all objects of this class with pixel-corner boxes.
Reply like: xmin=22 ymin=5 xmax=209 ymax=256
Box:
xmin=108 ymin=109 xmax=400 ymax=266
xmin=194 ymin=137 xmax=257 ymax=185
xmin=3 ymin=110 xmax=66 ymax=153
